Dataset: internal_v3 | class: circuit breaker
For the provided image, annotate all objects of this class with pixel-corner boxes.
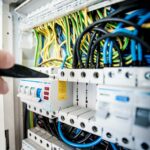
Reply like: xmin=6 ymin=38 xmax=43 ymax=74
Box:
xmin=18 ymin=77 xmax=73 ymax=118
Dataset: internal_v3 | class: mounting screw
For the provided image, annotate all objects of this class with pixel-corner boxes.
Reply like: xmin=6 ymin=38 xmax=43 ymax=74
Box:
xmin=92 ymin=126 xmax=98 ymax=132
xmin=93 ymin=72 xmax=99 ymax=79
xmin=108 ymin=72 xmax=114 ymax=78
xmin=106 ymin=132 xmax=112 ymax=138
xmin=47 ymin=143 xmax=49 ymax=147
xmin=61 ymin=116 xmax=65 ymax=121
xmin=70 ymin=71 xmax=75 ymax=77
xmin=81 ymin=72 xmax=86 ymax=78
xmin=145 ymin=72 xmax=150 ymax=80
xmin=125 ymin=72 xmax=132 ymax=79
xmin=61 ymin=71 xmax=65 ymax=77
xmin=70 ymin=119 xmax=74 ymax=124
xmin=46 ymin=111 xmax=49 ymax=115
xmin=122 ymin=138 xmax=128 ymax=144
xmin=141 ymin=143 xmax=149 ymax=150
xmin=80 ymin=122 xmax=85 ymax=128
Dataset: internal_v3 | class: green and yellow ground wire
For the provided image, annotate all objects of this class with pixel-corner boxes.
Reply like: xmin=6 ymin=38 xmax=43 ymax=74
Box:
xmin=33 ymin=8 xmax=136 ymax=68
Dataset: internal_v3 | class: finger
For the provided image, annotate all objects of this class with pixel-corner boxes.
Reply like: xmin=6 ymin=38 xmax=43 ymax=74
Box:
xmin=0 ymin=77 xmax=9 ymax=94
xmin=0 ymin=51 xmax=15 ymax=69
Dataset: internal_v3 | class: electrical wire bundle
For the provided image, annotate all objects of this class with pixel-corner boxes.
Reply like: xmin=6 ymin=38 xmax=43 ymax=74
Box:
xmin=73 ymin=0 xmax=150 ymax=68
xmin=25 ymin=112 xmax=128 ymax=150
xmin=33 ymin=8 xmax=119 ymax=68
xmin=34 ymin=116 xmax=122 ymax=150
xmin=33 ymin=0 xmax=150 ymax=69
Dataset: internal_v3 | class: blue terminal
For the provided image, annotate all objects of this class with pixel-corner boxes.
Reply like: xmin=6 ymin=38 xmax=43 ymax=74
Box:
xmin=36 ymin=88 xmax=42 ymax=102
xmin=115 ymin=96 xmax=129 ymax=102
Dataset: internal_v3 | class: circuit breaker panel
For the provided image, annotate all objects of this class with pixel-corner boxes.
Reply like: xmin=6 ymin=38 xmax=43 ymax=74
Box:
xmin=15 ymin=0 xmax=150 ymax=150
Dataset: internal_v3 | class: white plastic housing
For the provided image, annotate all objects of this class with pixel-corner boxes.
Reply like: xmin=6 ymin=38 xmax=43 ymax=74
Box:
xmin=28 ymin=127 xmax=73 ymax=150
xmin=18 ymin=78 xmax=73 ymax=116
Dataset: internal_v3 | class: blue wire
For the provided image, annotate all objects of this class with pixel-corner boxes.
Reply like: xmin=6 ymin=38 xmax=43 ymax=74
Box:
xmin=117 ymin=9 xmax=145 ymax=28
xmin=75 ymin=128 xmax=81 ymax=135
xmin=118 ymin=9 xmax=146 ymax=62
xmin=145 ymin=55 xmax=150 ymax=58
xmin=58 ymin=121 xmax=102 ymax=148
xmin=112 ymin=29 xmax=134 ymax=37
xmin=103 ymin=38 xmax=109 ymax=65
xmin=110 ymin=143 xmax=118 ymax=150
xmin=38 ymin=57 xmax=43 ymax=64
xmin=118 ymin=10 xmax=146 ymax=63
xmin=108 ymin=41 xmax=113 ymax=65
xmin=61 ymin=53 xmax=67 ymax=69
xmin=112 ymin=29 xmax=135 ymax=60
xmin=107 ymin=10 xmax=145 ymax=64
xmin=137 ymin=43 xmax=143 ymax=62
xmin=103 ymin=9 xmax=146 ymax=65
xmin=133 ymin=12 xmax=150 ymax=62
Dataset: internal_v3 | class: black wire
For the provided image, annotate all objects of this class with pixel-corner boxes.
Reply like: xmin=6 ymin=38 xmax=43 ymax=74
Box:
xmin=68 ymin=127 xmax=75 ymax=134
xmin=72 ymin=130 xmax=83 ymax=140
xmin=109 ymin=3 xmax=142 ymax=17
xmin=85 ymin=32 xmax=97 ymax=68
xmin=89 ymin=28 xmax=108 ymax=68
xmin=72 ymin=38 xmax=79 ymax=68
xmin=77 ymin=133 xmax=92 ymax=144
xmin=46 ymin=118 xmax=57 ymax=137
xmin=89 ymin=28 xmax=123 ymax=67
xmin=112 ymin=41 xmax=123 ymax=67
xmin=75 ymin=18 xmax=142 ymax=68
xmin=23 ymin=104 xmax=28 ymax=138
xmin=93 ymin=27 xmax=108 ymax=34
xmin=60 ymin=123 xmax=96 ymax=144
xmin=110 ymin=0 xmax=150 ymax=18
xmin=62 ymin=124 xmax=81 ymax=140
xmin=86 ymin=32 xmax=122 ymax=68
xmin=95 ymin=40 xmax=101 ymax=68
xmin=38 ymin=117 xmax=58 ymax=137
xmin=36 ymin=116 xmax=50 ymax=132
xmin=53 ymin=119 xmax=60 ymax=137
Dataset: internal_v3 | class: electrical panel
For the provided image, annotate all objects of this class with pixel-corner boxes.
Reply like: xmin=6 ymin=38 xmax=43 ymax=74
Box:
xmin=3 ymin=0 xmax=150 ymax=149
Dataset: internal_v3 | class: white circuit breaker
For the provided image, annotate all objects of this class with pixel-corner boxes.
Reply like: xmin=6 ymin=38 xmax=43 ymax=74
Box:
xmin=18 ymin=78 xmax=73 ymax=117
xmin=96 ymin=85 xmax=150 ymax=149
xmin=22 ymin=138 xmax=45 ymax=150
xmin=27 ymin=127 xmax=73 ymax=150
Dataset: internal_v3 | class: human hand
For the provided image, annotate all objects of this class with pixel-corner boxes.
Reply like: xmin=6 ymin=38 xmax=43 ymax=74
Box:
xmin=0 ymin=51 xmax=14 ymax=94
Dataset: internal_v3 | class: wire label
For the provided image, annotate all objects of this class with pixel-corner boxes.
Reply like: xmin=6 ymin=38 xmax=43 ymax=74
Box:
xmin=58 ymin=81 xmax=67 ymax=100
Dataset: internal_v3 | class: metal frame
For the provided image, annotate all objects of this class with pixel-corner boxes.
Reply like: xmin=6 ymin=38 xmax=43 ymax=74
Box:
xmin=0 ymin=1 xmax=17 ymax=150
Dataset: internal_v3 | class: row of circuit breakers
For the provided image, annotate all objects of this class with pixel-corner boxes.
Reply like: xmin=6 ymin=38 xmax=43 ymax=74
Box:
xmin=19 ymin=67 xmax=150 ymax=150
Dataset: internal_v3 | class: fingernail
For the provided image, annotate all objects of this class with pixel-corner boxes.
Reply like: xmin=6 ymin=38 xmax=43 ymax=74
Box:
xmin=2 ymin=82 xmax=9 ymax=94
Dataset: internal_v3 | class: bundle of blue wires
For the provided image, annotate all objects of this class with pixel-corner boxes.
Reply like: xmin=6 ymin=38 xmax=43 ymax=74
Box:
xmin=103 ymin=9 xmax=150 ymax=66
xmin=132 ymin=12 xmax=150 ymax=63
xmin=58 ymin=121 xmax=118 ymax=149
xmin=103 ymin=9 xmax=145 ymax=65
